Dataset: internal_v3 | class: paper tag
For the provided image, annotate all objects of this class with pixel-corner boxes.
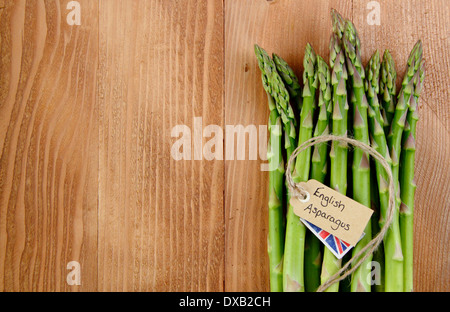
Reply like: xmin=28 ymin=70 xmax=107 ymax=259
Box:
xmin=290 ymin=179 xmax=373 ymax=247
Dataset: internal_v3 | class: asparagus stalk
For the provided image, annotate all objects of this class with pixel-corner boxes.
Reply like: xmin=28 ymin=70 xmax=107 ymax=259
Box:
xmin=364 ymin=50 xmax=385 ymax=291
xmin=292 ymin=44 xmax=318 ymax=185
xmin=385 ymin=116 xmax=405 ymax=291
xmin=342 ymin=20 xmax=372 ymax=292
xmin=254 ymin=45 xmax=300 ymax=291
xmin=380 ymin=50 xmax=397 ymax=136
xmin=267 ymin=105 xmax=285 ymax=292
xmin=385 ymin=40 xmax=423 ymax=291
xmin=291 ymin=44 xmax=319 ymax=292
xmin=320 ymin=29 xmax=348 ymax=292
xmin=367 ymin=97 xmax=393 ymax=293
xmin=255 ymin=45 xmax=289 ymax=291
xmin=400 ymin=55 xmax=425 ymax=292
xmin=331 ymin=8 xmax=346 ymax=40
xmin=273 ymin=53 xmax=303 ymax=111
xmin=254 ymin=45 xmax=297 ymax=162
xmin=311 ymin=56 xmax=332 ymax=187
xmin=283 ymin=44 xmax=318 ymax=292
xmin=366 ymin=50 xmax=396 ymax=292
xmin=365 ymin=51 xmax=381 ymax=121
xmin=305 ymin=55 xmax=331 ymax=292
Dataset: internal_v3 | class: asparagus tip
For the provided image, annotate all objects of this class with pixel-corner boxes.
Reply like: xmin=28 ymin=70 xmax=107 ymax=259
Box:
xmin=330 ymin=9 xmax=346 ymax=39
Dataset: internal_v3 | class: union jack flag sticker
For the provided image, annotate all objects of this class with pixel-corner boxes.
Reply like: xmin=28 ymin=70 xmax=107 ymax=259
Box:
xmin=301 ymin=219 xmax=364 ymax=259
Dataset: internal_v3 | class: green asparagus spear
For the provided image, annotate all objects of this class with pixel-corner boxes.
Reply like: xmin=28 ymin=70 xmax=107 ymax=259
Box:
xmin=255 ymin=44 xmax=300 ymax=291
xmin=380 ymin=50 xmax=397 ymax=135
xmin=320 ymin=30 xmax=348 ymax=292
xmin=365 ymin=50 xmax=381 ymax=113
xmin=255 ymin=45 xmax=297 ymax=162
xmin=267 ymin=105 xmax=285 ymax=292
xmin=367 ymin=49 xmax=396 ymax=293
xmin=386 ymin=40 xmax=423 ymax=291
xmin=273 ymin=53 xmax=303 ymax=111
xmin=400 ymin=56 xmax=425 ymax=292
xmin=292 ymin=44 xmax=318 ymax=185
xmin=364 ymin=50 xmax=385 ymax=291
xmin=311 ymin=56 xmax=332 ymax=186
xmin=342 ymin=20 xmax=372 ymax=292
xmin=331 ymin=8 xmax=346 ymax=40
xmin=305 ymin=55 xmax=331 ymax=292
xmin=368 ymin=99 xmax=393 ymax=293
xmin=255 ymin=45 xmax=289 ymax=291
xmin=283 ymin=44 xmax=318 ymax=292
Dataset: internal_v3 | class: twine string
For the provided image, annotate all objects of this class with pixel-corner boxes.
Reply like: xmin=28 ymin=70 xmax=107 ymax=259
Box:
xmin=285 ymin=135 xmax=395 ymax=292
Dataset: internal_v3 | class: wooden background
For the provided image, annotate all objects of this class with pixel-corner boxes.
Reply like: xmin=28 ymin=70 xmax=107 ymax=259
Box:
xmin=0 ymin=0 xmax=448 ymax=292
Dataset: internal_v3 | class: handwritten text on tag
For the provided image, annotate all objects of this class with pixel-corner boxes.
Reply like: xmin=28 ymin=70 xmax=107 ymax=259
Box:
xmin=290 ymin=179 xmax=373 ymax=246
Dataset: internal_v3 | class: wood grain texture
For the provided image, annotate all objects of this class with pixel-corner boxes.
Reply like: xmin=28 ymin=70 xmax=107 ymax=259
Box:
xmin=97 ymin=0 xmax=224 ymax=291
xmin=0 ymin=0 xmax=98 ymax=291
xmin=0 ymin=0 xmax=448 ymax=292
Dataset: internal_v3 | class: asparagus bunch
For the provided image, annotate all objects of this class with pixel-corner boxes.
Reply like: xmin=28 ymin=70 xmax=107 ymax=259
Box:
xmin=254 ymin=9 xmax=424 ymax=293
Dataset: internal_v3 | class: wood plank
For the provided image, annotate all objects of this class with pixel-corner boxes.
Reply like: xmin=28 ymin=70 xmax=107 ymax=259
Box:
xmin=97 ymin=0 xmax=224 ymax=291
xmin=0 ymin=0 xmax=98 ymax=291
xmin=224 ymin=0 xmax=352 ymax=292
xmin=353 ymin=0 xmax=450 ymax=291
